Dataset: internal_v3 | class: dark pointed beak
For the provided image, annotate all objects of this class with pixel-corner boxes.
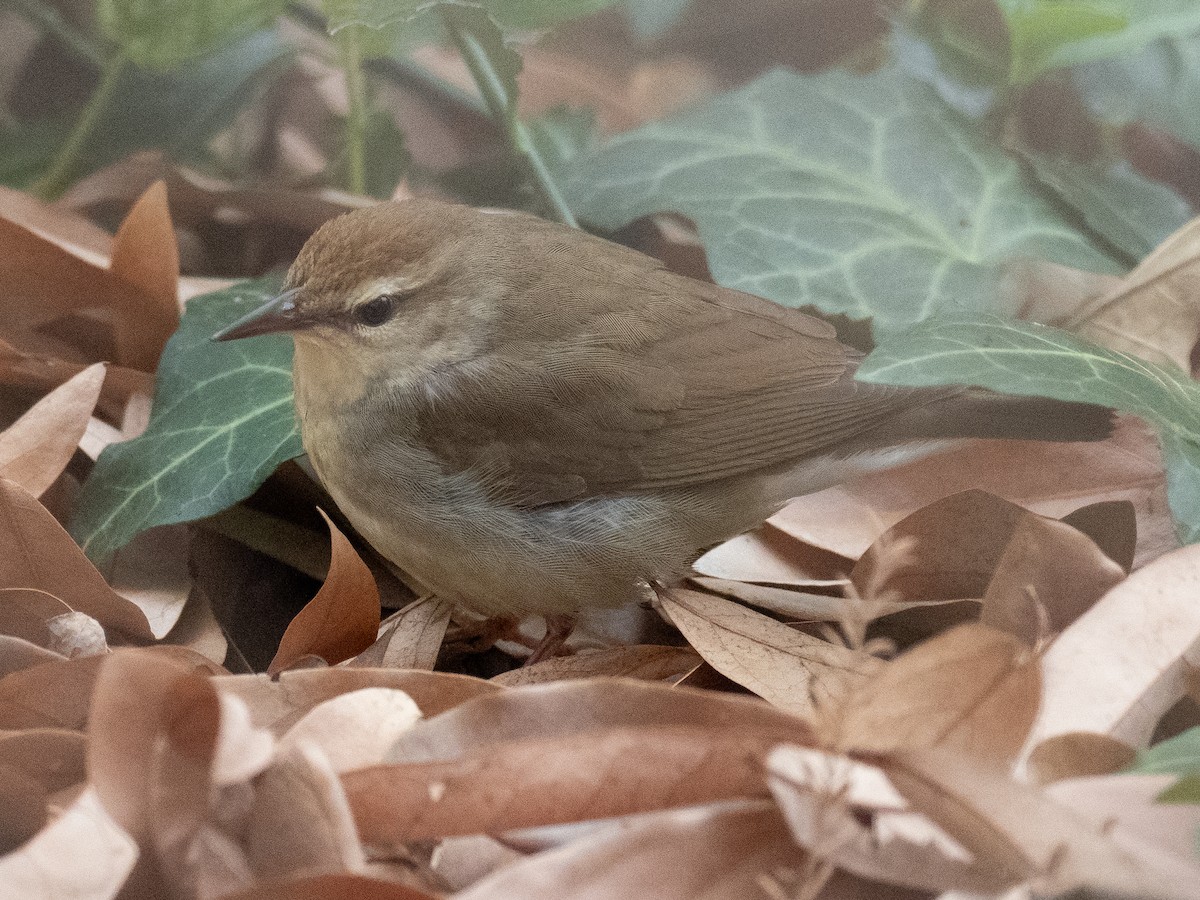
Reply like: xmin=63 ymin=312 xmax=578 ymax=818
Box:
xmin=212 ymin=287 xmax=306 ymax=341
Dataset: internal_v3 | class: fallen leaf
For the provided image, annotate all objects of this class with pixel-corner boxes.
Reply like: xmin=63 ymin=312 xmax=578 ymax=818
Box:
xmin=825 ymin=625 xmax=1040 ymax=772
xmin=1062 ymin=215 xmax=1200 ymax=371
xmin=887 ymin=748 xmax=1200 ymax=899
xmin=107 ymin=524 xmax=192 ymax=640
xmin=277 ymin=687 xmax=422 ymax=772
xmin=692 ymin=525 xmax=852 ymax=586
xmin=1021 ymin=542 xmax=1200 ymax=756
xmin=245 ymin=744 xmax=364 ymax=881
xmin=0 ymin=185 xmax=112 ymax=264
xmin=213 ymin=668 xmax=499 ymax=735
xmin=0 ymin=339 xmax=152 ymax=423
xmin=772 ymin=416 xmax=1173 ymax=568
xmin=0 ymin=655 xmax=106 ymax=730
xmin=107 ymin=180 xmax=180 ymax=371
xmin=766 ymin=745 xmax=996 ymax=893
xmin=658 ymin=587 xmax=879 ymax=716
xmin=349 ymin=596 xmax=451 ymax=671
xmin=345 ymin=724 xmax=781 ymax=843
xmin=1026 ymin=733 xmax=1138 ymax=786
xmin=0 ymin=362 xmax=105 ymax=497
xmin=454 ymin=802 xmax=903 ymax=900
xmin=0 ymin=788 xmax=137 ymax=898
xmin=980 ymin=512 xmax=1126 ymax=644
xmin=222 ymin=872 xmax=437 ymax=900
xmin=0 ymin=478 xmax=153 ymax=643
xmin=268 ymin=510 xmax=380 ymax=675
xmin=492 ymin=645 xmax=701 ymax=686
xmin=0 ymin=635 xmax=66 ymax=678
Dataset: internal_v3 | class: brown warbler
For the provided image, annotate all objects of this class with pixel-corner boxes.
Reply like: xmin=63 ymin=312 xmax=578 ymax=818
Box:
xmin=215 ymin=200 xmax=1109 ymax=644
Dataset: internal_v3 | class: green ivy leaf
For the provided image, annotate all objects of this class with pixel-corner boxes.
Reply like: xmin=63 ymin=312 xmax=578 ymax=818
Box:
xmin=1132 ymin=727 xmax=1200 ymax=776
xmin=858 ymin=315 xmax=1200 ymax=540
xmin=1074 ymin=33 xmax=1200 ymax=154
xmin=70 ymin=279 xmax=302 ymax=563
xmin=485 ymin=0 xmax=622 ymax=29
xmin=564 ymin=67 xmax=1122 ymax=332
xmin=97 ymin=0 xmax=288 ymax=71
xmin=1024 ymin=154 xmax=1193 ymax=264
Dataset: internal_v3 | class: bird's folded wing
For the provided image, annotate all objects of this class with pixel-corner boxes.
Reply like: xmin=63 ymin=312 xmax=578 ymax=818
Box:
xmin=410 ymin=274 xmax=951 ymax=507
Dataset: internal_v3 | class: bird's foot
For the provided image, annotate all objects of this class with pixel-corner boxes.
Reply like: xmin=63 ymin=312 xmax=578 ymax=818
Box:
xmin=523 ymin=614 xmax=577 ymax=667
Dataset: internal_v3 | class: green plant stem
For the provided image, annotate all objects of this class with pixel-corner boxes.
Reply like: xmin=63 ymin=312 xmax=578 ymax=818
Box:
xmin=34 ymin=51 xmax=129 ymax=200
xmin=337 ymin=28 xmax=369 ymax=196
xmin=10 ymin=0 xmax=105 ymax=66
xmin=441 ymin=9 xmax=578 ymax=228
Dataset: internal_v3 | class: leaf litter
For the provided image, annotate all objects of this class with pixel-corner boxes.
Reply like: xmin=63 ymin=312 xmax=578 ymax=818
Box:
xmin=1 ymin=8 xmax=1200 ymax=899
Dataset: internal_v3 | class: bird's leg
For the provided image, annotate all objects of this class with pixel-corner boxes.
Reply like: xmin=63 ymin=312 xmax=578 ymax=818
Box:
xmin=524 ymin=614 xmax=576 ymax=666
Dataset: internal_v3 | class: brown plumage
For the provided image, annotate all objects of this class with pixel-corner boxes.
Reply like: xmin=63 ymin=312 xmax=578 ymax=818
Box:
xmin=216 ymin=199 xmax=1110 ymax=620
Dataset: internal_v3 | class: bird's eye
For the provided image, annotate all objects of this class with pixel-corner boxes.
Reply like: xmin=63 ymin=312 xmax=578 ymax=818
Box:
xmin=355 ymin=294 xmax=397 ymax=327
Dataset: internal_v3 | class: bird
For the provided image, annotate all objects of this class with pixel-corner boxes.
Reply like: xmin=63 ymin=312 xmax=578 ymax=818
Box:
xmin=214 ymin=199 xmax=1110 ymax=659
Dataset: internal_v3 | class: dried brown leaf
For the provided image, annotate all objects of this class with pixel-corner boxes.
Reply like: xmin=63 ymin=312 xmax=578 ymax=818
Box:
xmin=345 ymin=724 xmax=779 ymax=843
xmin=886 ymin=748 xmax=1200 ymax=899
xmin=277 ymin=687 xmax=421 ymax=772
xmin=214 ymin=668 xmax=498 ymax=735
xmin=826 ymin=625 xmax=1039 ymax=771
xmin=107 ymin=180 xmax=180 ymax=373
xmin=0 ymin=788 xmax=137 ymax=897
xmin=774 ymin=417 xmax=1172 ymax=568
xmin=0 ymin=362 xmax=104 ymax=497
xmin=692 ymin=525 xmax=852 ymax=586
xmin=1026 ymin=733 xmax=1137 ymax=786
xmin=0 ymin=478 xmax=153 ymax=642
xmin=268 ymin=510 xmax=380 ymax=675
xmin=0 ymin=634 xmax=66 ymax=678
xmin=0 ymin=654 xmax=105 ymax=730
xmin=245 ymin=744 xmax=364 ymax=881
xmin=108 ymin=525 xmax=192 ymax=640
xmin=349 ymin=596 xmax=450 ymax=671
xmin=658 ymin=587 xmax=879 ymax=716
xmin=222 ymin=872 xmax=437 ymax=900
xmin=492 ymin=644 xmax=701 ymax=686
xmin=0 ymin=338 xmax=152 ymax=423
xmin=1064 ymin=215 xmax=1200 ymax=371
xmin=0 ymin=184 xmax=111 ymax=263
xmin=766 ymin=745 xmax=998 ymax=893
xmin=453 ymin=803 xmax=831 ymax=900
xmin=1022 ymin=542 xmax=1200 ymax=754
xmin=980 ymin=512 xmax=1126 ymax=645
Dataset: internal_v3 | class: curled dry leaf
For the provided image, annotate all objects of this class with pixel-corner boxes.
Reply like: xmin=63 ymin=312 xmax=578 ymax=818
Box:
xmin=765 ymin=745 xmax=997 ymax=893
xmin=245 ymin=744 xmax=364 ymax=882
xmin=1026 ymin=733 xmax=1137 ymax=786
xmin=108 ymin=525 xmax=193 ymax=640
xmin=345 ymin=723 xmax=779 ymax=843
xmin=1021 ymin=542 xmax=1200 ymax=756
xmin=0 ymin=788 xmax=137 ymax=899
xmin=491 ymin=644 xmax=701 ymax=687
xmin=213 ymin=668 xmax=499 ymax=735
xmin=0 ymin=339 xmax=152 ymax=423
xmin=0 ymin=654 xmax=105 ymax=730
xmin=0 ymin=635 xmax=66 ymax=678
xmin=277 ymin=687 xmax=422 ymax=773
xmin=886 ymin=748 xmax=1200 ymax=899
xmin=221 ymin=872 xmax=438 ymax=900
xmin=0 ymin=728 xmax=87 ymax=852
xmin=0 ymin=362 xmax=105 ymax=497
xmin=773 ymin=416 xmax=1172 ymax=568
xmin=1046 ymin=773 xmax=1200 ymax=863
xmin=658 ymin=587 xmax=879 ymax=716
xmin=349 ymin=596 xmax=452 ymax=671
xmin=0 ymin=478 xmax=153 ymax=643
xmin=0 ymin=184 xmax=112 ymax=264
xmin=980 ymin=512 xmax=1126 ymax=645
xmin=692 ymin=525 xmax=852 ymax=586
xmin=107 ymin=180 xmax=180 ymax=372
xmin=453 ymin=802 xmax=894 ymax=900
xmin=822 ymin=625 xmax=1040 ymax=773
xmin=268 ymin=510 xmax=381 ymax=676
xmin=1062 ymin=215 xmax=1200 ymax=372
